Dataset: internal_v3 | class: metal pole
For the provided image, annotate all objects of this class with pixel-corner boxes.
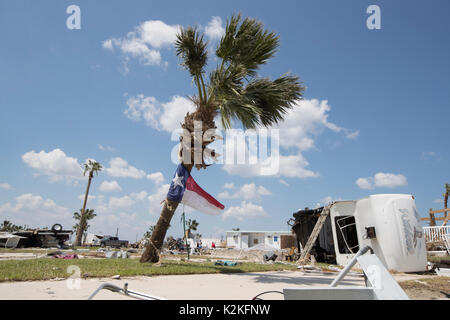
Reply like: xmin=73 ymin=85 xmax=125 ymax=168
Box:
xmin=330 ymin=245 xmax=371 ymax=287
xmin=182 ymin=207 xmax=189 ymax=260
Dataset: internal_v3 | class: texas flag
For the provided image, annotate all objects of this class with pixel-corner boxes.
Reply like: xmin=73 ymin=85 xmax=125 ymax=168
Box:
xmin=167 ymin=163 xmax=225 ymax=216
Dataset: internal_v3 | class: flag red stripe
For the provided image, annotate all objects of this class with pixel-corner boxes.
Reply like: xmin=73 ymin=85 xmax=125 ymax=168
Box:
xmin=186 ymin=176 xmax=224 ymax=210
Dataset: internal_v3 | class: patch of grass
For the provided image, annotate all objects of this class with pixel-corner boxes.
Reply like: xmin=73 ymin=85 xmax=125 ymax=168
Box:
xmin=0 ymin=258 xmax=299 ymax=282
xmin=0 ymin=248 xmax=50 ymax=254
xmin=428 ymin=255 xmax=450 ymax=263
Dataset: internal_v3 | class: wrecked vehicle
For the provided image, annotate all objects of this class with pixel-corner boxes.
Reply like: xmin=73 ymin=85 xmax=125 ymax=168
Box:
xmin=289 ymin=194 xmax=427 ymax=272
xmin=0 ymin=224 xmax=72 ymax=248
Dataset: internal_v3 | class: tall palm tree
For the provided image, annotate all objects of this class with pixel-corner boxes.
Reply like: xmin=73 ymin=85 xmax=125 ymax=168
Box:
xmin=74 ymin=160 xmax=102 ymax=246
xmin=140 ymin=14 xmax=304 ymax=263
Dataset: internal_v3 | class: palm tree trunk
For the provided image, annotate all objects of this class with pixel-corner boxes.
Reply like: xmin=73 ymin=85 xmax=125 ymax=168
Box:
xmin=75 ymin=172 xmax=92 ymax=246
xmin=140 ymin=164 xmax=193 ymax=263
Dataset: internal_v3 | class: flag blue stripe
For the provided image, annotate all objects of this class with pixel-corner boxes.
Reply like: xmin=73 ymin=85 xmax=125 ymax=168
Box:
xmin=166 ymin=163 xmax=190 ymax=202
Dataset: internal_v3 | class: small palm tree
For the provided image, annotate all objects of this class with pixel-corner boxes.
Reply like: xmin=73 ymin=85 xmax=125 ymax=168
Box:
xmin=74 ymin=160 xmax=102 ymax=246
xmin=443 ymin=183 xmax=449 ymax=226
xmin=141 ymin=14 xmax=304 ymax=263
xmin=185 ymin=219 xmax=199 ymax=238
xmin=444 ymin=184 xmax=449 ymax=209
xmin=187 ymin=219 xmax=199 ymax=232
xmin=73 ymin=208 xmax=96 ymax=233
xmin=0 ymin=220 xmax=23 ymax=232
xmin=143 ymin=225 xmax=155 ymax=240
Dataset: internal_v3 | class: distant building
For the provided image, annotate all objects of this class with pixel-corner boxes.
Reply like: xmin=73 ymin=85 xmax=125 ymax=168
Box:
xmin=226 ymin=231 xmax=294 ymax=250
xmin=83 ymin=233 xmax=104 ymax=246
xmin=199 ymin=238 xmax=221 ymax=249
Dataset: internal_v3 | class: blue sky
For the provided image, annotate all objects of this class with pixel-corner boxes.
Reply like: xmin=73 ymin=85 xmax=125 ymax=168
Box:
xmin=0 ymin=0 xmax=449 ymax=242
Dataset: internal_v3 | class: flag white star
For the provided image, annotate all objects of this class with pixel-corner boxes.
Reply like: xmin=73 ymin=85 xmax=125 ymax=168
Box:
xmin=172 ymin=172 xmax=184 ymax=188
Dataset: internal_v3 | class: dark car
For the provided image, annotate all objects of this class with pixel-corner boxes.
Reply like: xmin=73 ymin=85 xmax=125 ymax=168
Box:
xmin=99 ymin=236 xmax=129 ymax=248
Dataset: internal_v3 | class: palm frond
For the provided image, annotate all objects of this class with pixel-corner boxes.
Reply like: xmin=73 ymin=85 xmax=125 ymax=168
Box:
xmin=243 ymin=75 xmax=304 ymax=127
xmin=175 ymin=27 xmax=208 ymax=79
xmin=216 ymin=75 xmax=303 ymax=129
xmin=216 ymin=14 xmax=279 ymax=76
xmin=82 ymin=160 xmax=103 ymax=176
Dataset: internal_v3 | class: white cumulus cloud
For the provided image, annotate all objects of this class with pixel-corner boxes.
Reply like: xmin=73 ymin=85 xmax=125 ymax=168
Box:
xmin=223 ymin=183 xmax=235 ymax=189
xmin=221 ymin=99 xmax=356 ymax=180
xmin=0 ymin=193 xmax=71 ymax=228
xmin=148 ymin=184 xmax=170 ymax=215
xmin=102 ymin=20 xmax=180 ymax=69
xmin=124 ymin=94 xmax=195 ymax=132
xmin=99 ymin=180 xmax=122 ymax=192
xmin=273 ymin=99 xmax=359 ymax=151
xmin=105 ymin=157 xmax=147 ymax=179
xmin=356 ymin=172 xmax=408 ymax=189
xmin=0 ymin=182 xmax=13 ymax=190
xmin=222 ymin=201 xmax=269 ymax=221
xmin=218 ymin=183 xmax=271 ymax=201
xmin=147 ymin=172 xmax=165 ymax=185
xmin=204 ymin=16 xmax=225 ymax=40
xmin=22 ymin=149 xmax=84 ymax=182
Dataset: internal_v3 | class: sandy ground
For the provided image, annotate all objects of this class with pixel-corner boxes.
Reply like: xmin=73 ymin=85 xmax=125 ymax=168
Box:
xmin=0 ymin=270 xmax=434 ymax=300
xmin=0 ymin=270 xmax=363 ymax=300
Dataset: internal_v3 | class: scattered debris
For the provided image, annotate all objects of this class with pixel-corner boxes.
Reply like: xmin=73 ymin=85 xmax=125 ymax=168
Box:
xmin=111 ymin=275 xmax=121 ymax=280
xmin=47 ymin=251 xmax=64 ymax=257
xmin=214 ymin=260 xmax=239 ymax=266
xmin=105 ymin=250 xmax=129 ymax=259
xmin=53 ymin=254 xmax=78 ymax=259
xmin=50 ymin=277 xmax=65 ymax=281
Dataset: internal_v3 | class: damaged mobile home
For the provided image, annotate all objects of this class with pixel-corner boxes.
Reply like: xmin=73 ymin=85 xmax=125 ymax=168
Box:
xmin=289 ymin=194 xmax=427 ymax=272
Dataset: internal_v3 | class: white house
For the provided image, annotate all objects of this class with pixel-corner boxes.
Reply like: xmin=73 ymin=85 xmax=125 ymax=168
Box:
xmin=226 ymin=230 xmax=293 ymax=250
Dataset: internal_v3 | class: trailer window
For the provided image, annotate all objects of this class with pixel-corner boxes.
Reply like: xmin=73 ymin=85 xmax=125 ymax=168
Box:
xmin=335 ymin=216 xmax=359 ymax=254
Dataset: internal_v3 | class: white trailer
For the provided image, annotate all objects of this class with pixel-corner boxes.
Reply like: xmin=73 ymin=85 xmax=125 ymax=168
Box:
xmin=292 ymin=194 xmax=427 ymax=272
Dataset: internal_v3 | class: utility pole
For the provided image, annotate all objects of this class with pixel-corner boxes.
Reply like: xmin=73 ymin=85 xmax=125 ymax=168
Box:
xmin=116 ymin=228 xmax=119 ymax=238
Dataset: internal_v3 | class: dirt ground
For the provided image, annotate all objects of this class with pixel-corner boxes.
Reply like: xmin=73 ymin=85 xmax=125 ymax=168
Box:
xmin=399 ymin=276 xmax=450 ymax=300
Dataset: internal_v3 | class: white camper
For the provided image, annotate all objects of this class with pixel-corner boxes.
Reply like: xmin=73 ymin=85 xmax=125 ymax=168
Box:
xmin=292 ymin=194 xmax=427 ymax=272
xmin=330 ymin=194 xmax=427 ymax=272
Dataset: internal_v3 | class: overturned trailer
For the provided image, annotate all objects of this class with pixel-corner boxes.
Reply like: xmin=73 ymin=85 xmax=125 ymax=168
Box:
xmin=0 ymin=224 xmax=72 ymax=248
xmin=289 ymin=194 xmax=427 ymax=272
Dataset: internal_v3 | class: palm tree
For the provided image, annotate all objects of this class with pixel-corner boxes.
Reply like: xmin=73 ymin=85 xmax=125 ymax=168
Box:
xmin=187 ymin=219 xmax=199 ymax=232
xmin=140 ymin=14 xmax=304 ymax=263
xmin=74 ymin=160 xmax=102 ymax=246
xmin=444 ymin=184 xmax=449 ymax=210
xmin=73 ymin=208 xmax=96 ymax=232
xmin=185 ymin=219 xmax=199 ymax=238
xmin=443 ymin=183 xmax=449 ymax=226
xmin=143 ymin=225 xmax=155 ymax=240
xmin=0 ymin=220 xmax=23 ymax=232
